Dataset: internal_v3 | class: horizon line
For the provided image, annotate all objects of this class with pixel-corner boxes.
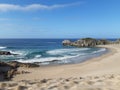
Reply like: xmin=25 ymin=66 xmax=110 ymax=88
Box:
xmin=0 ymin=38 xmax=119 ymax=39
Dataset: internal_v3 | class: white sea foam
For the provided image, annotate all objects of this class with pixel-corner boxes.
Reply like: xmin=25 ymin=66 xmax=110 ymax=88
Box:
xmin=17 ymin=53 xmax=86 ymax=63
xmin=92 ymin=48 xmax=106 ymax=54
xmin=15 ymin=48 xmax=90 ymax=63
xmin=10 ymin=50 xmax=29 ymax=56
xmin=0 ymin=46 xmax=7 ymax=49
xmin=14 ymin=48 xmax=106 ymax=64
xmin=35 ymin=55 xmax=42 ymax=58
xmin=47 ymin=48 xmax=90 ymax=55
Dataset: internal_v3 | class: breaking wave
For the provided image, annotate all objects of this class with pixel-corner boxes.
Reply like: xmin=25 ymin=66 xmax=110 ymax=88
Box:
xmin=47 ymin=48 xmax=90 ymax=55
xmin=16 ymin=48 xmax=106 ymax=64
xmin=0 ymin=46 xmax=7 ymax=49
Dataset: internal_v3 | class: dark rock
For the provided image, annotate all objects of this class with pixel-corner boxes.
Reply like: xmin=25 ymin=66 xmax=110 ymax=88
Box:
xmin=15 ymin=85 xmax=27 ymax=90
xmin=0 ymin=62 xmax=15 ymax=81
xmin=0 ymin=51 xmax=12 ymax=55
xmin=7 ymin=69 xmax=17 ymax=79
xmin=0 ymin=51 xmax=18 ymax=55
xmin=40 ymin=79 xmax=48 ymax=83
xmin=0 ymin=61 xmax=39 ymax=81
xmin=7 ymin=61 xmax=39 ymax=68
xmin=7 ymin=61 xmax=19 ymax=68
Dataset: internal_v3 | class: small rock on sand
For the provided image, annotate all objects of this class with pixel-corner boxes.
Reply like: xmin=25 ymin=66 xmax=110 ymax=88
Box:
xmin=14 ymin=85 xmax=27 ymax=90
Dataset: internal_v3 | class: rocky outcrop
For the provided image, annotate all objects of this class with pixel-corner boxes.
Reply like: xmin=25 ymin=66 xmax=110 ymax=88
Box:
xmin=72 ymin=38 xmax=98 ymax=47
xmin=7 ymin=61 xmax=39 ymax=68
xmin=62 ymin=38 xmax=111 ymax=47
xmin=97 ymin=39 xmax=110 ymax=45
xmin=0 ymin=62 xmax=16 ymax=81
xmin=0 ymin=61 xmax=39 ymax=81
xmin=0 ymin=51 xmax=17 ymax=55
xmin=62 ymin=40 xmax=71 ymax=46
xmin=0 ymin=51 xmax=12 ymax=55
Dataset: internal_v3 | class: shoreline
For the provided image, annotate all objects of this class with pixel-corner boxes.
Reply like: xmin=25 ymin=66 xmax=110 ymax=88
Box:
xmin=1 ymin=44 xmax=120 ymax=90
xmin=12 ymin=45 xmax=117 ymax=81
xmin=34 ymin=46 xmax=111 ymax=68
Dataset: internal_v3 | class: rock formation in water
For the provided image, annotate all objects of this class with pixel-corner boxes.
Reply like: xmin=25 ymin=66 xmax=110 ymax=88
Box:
xmin=0 ymin=51 xmax=12 ymax=55
xmin=0 ymin=51 xmax=18 ymax=55
xmin=62 ymin=40 xmax=71 ymax=46
xmin=62 ymin=38 xmax=120 ymax=47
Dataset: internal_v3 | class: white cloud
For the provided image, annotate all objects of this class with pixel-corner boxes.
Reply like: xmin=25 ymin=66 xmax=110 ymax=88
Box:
xmin=0 ymin=2 xmax=81 ymax=12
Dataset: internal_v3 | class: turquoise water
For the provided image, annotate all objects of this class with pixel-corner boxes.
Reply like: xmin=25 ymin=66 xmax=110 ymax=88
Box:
xmin=0 ymin=39 xmax=107 ymax=65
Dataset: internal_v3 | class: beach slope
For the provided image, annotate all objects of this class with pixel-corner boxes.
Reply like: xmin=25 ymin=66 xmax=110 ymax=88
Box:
xmin=1 ymin=44 xmax=120 ymax=90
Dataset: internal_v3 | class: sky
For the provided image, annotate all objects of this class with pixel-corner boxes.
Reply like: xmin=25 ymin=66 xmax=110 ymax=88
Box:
xmin=0 ymin=0 xmax=120 ymax=38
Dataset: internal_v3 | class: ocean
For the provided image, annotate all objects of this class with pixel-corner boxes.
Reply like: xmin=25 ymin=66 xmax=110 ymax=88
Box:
xmin=0 ymin=39 xmax=112 ymax=65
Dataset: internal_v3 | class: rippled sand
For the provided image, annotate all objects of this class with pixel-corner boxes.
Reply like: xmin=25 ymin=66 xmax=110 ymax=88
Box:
xmin=1 ymin=74 xmax=120 ymax=90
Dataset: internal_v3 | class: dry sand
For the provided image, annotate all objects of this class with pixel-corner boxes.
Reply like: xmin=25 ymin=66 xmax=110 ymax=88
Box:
xmin=1 ymin=44 xmax=120 ymax=90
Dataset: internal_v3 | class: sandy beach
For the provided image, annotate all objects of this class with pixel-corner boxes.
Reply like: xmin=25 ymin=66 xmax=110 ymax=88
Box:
xmin=1 ymin=44 xmax=120 ymax=90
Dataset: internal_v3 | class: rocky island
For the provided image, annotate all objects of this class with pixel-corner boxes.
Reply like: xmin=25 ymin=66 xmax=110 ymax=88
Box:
xmin=62 ymin=38 xmax=119 ymax=47
xmin=0 ymin=51 xmax=13 ymax=55
xmin=0 ymin=51 xmax=18 ymax=55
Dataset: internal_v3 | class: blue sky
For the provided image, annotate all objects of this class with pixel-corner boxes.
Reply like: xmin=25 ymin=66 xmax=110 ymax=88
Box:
xmin=0 ymin=0 xmax=120 ymax=38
